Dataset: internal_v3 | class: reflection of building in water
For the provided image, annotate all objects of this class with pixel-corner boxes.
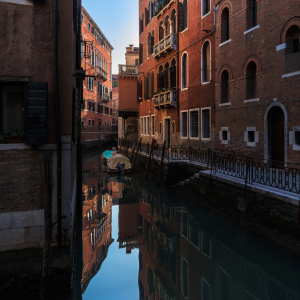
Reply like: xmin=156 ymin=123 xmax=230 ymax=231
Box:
xmin=135 ymin=180 xmax=300 ymax=300
xmin=81 ymin=154 xmax=114 ymax=294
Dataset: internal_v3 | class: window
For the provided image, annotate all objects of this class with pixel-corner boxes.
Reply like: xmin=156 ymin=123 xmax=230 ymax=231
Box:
xmin=147 ymin=33 xmax=152 ymax=58
xmin=246 ymin=62 xmax=257 ymax=100
xmin=244 ymin=127 xmax=258 ymax=147
xmin=151 ymin=116 xmax=155 ymax=135
xmin=246 ymin=0 xmax=257 ymax=30
xmin=190 ymin=110 xmax=199 ymax=138
xmin=181 ymin=111 xmax=188 ymax=138
xmin=222 ymin=130 xmax=228 ymax=141
xmin=87 ymin=77 xmax=94 ymax=91
xmin=159 ymin=20 xmax=164 ymax=41
xmin=181 ymin=257 xmax=189 ymax=298
xmin=181 ymin=211 xmax=188 ymax=238
xmin=248 ymin=131 xmax=255 ymax=142
xmin=157 ymin=65 xmax=164 ymax=89
xmin=92 ymin=120 xmax=94 ymax=127
xmin=202 ymin=0 xmax=210 ymax=17
xmin=165 ymin=15 xmax=170 ymax=36
xmin=88 ymin=23 xmax=90 ymax=30
xmin=221 ymin=8 xmax=229 ymax=42
xmin=295 ymin=131 xmax=300 ymax=146
xmin=221 ymin=70 xmax=229 ymax=103
xmin=164 ymin=62 xmax=169 ymax=89
xmin=81 ymin=120 xmax=85 ymax=127
xmin=171 ymin=9 xmax=176 ymax=33
xmin=81 ymin=100 xmax=85 ymax=110
xmin=88 ymin=119 xmax=91 ymax=127
xmin=285 ymin=25 xmax=300 ymax=74
xmin=170 ymin=59 xmax=176 ymax=89
xmin=139 ymin=43 xmax=143 ymax=64
xmin=81 ymin=14 xmax=84 ymax=23
xmin=189 ymin=216 xmax=199 ymax=248
xmin=144 ymin=118 xmax=146 ymax=135
xmin=147 ymin=116 xmax=150 ymax=135
xmin=201 ymin=278 xmax=212 ymax=300
xmin=91 ymin=49 xmax=95 ymax=66
xmin=202 ymin=108 xmax=210 ymax=139
xmin=183 ymin=0 xmax=188 ymax=30
xmin=202 ymin=41 xmax=211 ymax=82
xmin=172 ymin=121 xmax=175 ymax=135
xmin=181 ymin=53 xmax=188 ymax=89
xmin=201 ymin=232 xmax=211 ymax=257
xmin=159 ymin=122 xmax=162 ymax=135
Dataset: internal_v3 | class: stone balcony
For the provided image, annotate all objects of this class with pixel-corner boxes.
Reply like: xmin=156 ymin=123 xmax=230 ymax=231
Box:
xmin=154 ymin=33 xmax=177 ymax=59
xmin=154 ymin=0 xmax=176 ymax=18
xmin=154 ymin=89 xmax=176 ymax=109
xmin=118 ymin=64 xmax=139 ymax=77
xmin=95 ymin=66 xmax=107 ymax=82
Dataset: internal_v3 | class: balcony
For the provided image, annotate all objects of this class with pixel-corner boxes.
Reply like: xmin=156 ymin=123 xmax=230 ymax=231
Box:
xmin=154 ymin=33 xmax=176 ymax=59
xmin=154 ymin=0 xmax=176 ymax=18
xmin=95 ymin=66 xmax=108 ymax=82
xmin=153 ymin=225 xmax=176 ymax=252
xmin=153 ymin=271 xmax=177 ymax=300
xmin=154 ymin=89 xmax=176 ymax=109
xmin=118 ymin=64 xmax=139 ymax=77
xmin=101 ymin=93 xmax=109 ymax=103
xmin=285 ymin=52 xmax=300 ymax=74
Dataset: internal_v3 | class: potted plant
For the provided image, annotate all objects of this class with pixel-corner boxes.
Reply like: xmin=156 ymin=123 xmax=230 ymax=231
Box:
xmin=6 ymin=129 xmax=24 ymax=143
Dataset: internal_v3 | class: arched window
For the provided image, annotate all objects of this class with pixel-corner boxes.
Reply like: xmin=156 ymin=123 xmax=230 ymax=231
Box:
xmin=246 ymin=0 xmax=257 ymax=30
xmin=170 ymin=59 xmax=176 ymax=89
xmin=165 ymin=15 xmax=170 ymax=36
xmin=221 ymin=8 xmax=229 ymax=43
xmin=202 ymin=0 xmax=210 ymax=17
xmin=157 ymin=65 xmax=164 ymax=89
xmin=202 ymin=41 xmax=211 ymax=82
xmin=285 ymin=25 xmax=300 ymax=74
xmin=221 ymin=70 xmax=229 ymax=103
xmin=147 ymin=33 xmax=152 ymax=58
xmin=246 ymin=62 xmax=257 ymax=100
xmin=164 ymin=62 xmax=169 ymax=89
xmin=159 ymin=21 xmax=164 ymax=41
xmin=183 ymin=0 xmax=188 ymax=30
xmin=171 ymin=10 xmax=176 ymax=33
xmin=181 ymin=53 xmax=188 ymax=89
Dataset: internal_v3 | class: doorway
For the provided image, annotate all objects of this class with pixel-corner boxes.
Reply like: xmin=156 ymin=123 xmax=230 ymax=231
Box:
xmin=268 ymin=106 xmax=284 ymax=164
xmin=164 ymin=118 xmax=171 ymax=147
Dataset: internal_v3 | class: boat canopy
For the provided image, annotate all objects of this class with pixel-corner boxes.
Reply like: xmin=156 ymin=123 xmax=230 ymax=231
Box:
xmin=107 ymin=154 xmax=131 ymax=170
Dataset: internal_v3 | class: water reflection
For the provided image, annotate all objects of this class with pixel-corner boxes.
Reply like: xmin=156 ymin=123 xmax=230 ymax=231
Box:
xmin=82 ymin=150 xmax=300 ymax=300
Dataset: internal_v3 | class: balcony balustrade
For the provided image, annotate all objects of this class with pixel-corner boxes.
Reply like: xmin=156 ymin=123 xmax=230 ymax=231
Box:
xmin=154 ymin=0 xmax=176 ymax=18
xmin=95 ymin=66 xmax=108 ymax=82
xmin=285 ymin=52 xmax=300 ymax=74
xmin=154 ymin=89 xmax=176 ymax=109
xmin=154 ymin=33 xmax=176 ymax=59
xmin=118 ymin=64 xmax=139 ymax=77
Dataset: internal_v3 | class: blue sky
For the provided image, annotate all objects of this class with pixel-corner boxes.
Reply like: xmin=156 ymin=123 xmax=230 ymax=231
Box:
xmin=82 ymin=0 xmax=139 ymax=75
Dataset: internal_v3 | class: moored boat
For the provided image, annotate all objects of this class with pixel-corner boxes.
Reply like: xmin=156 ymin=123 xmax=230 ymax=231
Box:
xmin=107 ymin=154 xmax=132 ymax=173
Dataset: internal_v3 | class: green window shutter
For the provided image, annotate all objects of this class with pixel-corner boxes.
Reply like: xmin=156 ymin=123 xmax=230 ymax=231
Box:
xmin=25 ymin=82 xmax=48 ymax=145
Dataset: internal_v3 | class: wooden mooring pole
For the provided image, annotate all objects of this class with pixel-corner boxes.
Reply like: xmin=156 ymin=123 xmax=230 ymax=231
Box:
xmin=132 ymin=138 xmax=142 ymax=169
xmin=130 ymin=141 xmax=136 ymax=163
xmin=146 ymin=138 xmax=154 ymax=178
xmin=158 ymin=141 xmax=166 ymax=185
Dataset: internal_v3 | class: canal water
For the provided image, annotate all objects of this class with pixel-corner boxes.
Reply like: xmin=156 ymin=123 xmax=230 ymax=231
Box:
xmin=81 ymin=149 xmax=300 ymax=300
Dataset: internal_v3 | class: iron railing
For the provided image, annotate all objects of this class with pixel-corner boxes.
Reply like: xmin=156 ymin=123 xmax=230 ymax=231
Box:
xmin=118 ymin=138 xmax=300 ymax=194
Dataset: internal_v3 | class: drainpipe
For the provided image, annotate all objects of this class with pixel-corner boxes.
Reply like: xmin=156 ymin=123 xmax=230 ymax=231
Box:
xmin=54 ymin=0 xmax=62 ymax=248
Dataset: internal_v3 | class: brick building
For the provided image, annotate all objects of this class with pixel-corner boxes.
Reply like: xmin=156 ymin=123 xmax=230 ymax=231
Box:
xmin=0 ymin=0 xmax=82 ymax=249
xmin=0 ymin=0 xmax=83 ymax=293
xmin=118 ymin=45 xmax=140 ymax=142
xmin=214 ymin=0 xmax=300 ymax=164
xmin=138 ymin=0 xmax=215 ymax=148
xmin=81 ymin=7 xmax=114 ymax=147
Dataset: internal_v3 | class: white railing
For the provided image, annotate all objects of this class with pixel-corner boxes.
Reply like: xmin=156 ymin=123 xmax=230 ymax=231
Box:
xmin=154 ymin=89 xmax=176 ymax=108
xmin=153 ymin=33 xmax=177 ymax=58
xmin=118 ymin=64 xmax=139 ymax=76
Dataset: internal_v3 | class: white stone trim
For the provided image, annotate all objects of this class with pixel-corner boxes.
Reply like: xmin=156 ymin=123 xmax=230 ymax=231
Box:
xmin=289 ymin=126 xmax=300 ymax=151
xmin=282 ymin=70 xmax=300 ymax=78
xmin=276 ymin=43 xmax=287 ymax=51
xmin=219 ymin=127 xmax=230 ymax=144
xmin=244 ymin=98 xmax=259 ymax=103
xmin=219 ymin=39 xmax=231 ymax=47
xmin=0 ymin=0 xmax=32 ymax=5
xmin=244 ymin=127 xmax=259 ymax=147
xmin=219 ymin=102 xmax=231 ymax=106
xmin=244 ymin=24 xmax=260 ymax=35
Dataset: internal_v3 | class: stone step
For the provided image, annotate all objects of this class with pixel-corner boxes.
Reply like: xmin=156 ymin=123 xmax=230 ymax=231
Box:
xmin=194 ymin=173 xmax=200 ymax=179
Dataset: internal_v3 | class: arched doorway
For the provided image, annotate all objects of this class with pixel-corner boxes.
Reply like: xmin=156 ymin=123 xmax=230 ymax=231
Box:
xmin=268 ymin=106 xmax=285 ymax=163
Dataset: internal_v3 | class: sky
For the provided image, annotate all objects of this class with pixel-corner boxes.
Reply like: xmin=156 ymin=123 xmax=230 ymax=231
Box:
xmin=82 ymin=0 xmax=139 ymax=75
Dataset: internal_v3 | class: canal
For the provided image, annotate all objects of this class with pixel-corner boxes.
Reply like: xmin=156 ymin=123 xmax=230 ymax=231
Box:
xmin=81 ymin=148 xmax=300 ymax=300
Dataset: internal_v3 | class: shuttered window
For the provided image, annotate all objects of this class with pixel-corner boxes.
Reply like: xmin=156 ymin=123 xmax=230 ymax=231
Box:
xmin=183 ymin=0 xmax=188 ymax=30
xmin=182 ymin=53 xmax=187 ymax=88
xmin=148 ymin=73 xmax=152 ymax=99
xmin=202 ymin=42 xmax=210 ymax=82
xmin=144 ymin=74 xmax=148 ymax=100
xmin=202 ymin=0 xmax=210 ymax=16
xmin=148 ymin=34 xmax=152 ymax=58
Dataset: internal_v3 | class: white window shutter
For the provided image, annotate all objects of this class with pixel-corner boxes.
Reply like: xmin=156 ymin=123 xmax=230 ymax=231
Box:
xmin=244 ymin=131 xmax=248 ymax=142
xmin=219 ymin=131 xmax=222 ymax=140
xmin=255 ymin=131 xmax=259 ymax=143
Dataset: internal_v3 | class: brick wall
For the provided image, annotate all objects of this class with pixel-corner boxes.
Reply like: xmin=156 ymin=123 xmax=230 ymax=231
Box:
xmin=0 ymin=149 xmax=42 ymax=213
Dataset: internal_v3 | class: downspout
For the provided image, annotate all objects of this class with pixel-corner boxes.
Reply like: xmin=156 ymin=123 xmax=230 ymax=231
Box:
xmin=54 ymin=0 xmax=62 ymax=248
